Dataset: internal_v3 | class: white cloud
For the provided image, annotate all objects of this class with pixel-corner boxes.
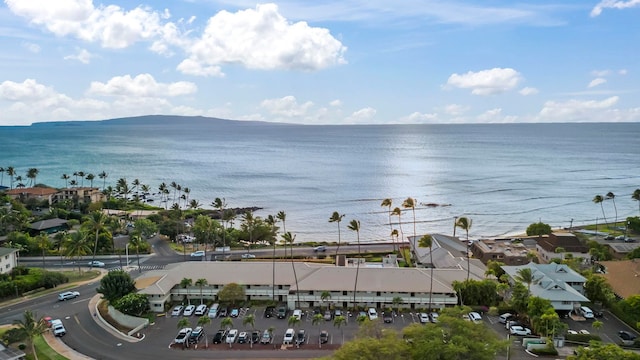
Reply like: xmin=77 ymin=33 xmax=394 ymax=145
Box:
xmin=260 ymin=95 xmax=314 ymax=117
xmin=519 ymin=87 xmax=539 ymax=96
xmin=446 ymin=68 xmax=522 ymax=95
xmin=538 ymin=96 xmax=620 ymax=122
xmin=87 ymin=74 xmax=197 ymax=97
xmin=177 ymin=4 xmax=346 ymax=76
xmin=5 ymin=0 xmax=170 ymax=48
xmin=591 ymin=69 xmax=611 ymax=77
xmin=22 ymin=42 xmax=41 ymax=53
xmin=398 ymin=112 xmax=439 ymax=124
xmin=0 ymin=79 xmax=57 ymax=101
xmin=476 ymin=108 xmax=518 ymax=123
xmin=344 ymin=107 xmax=376 ymax=124
xmin=64 ymin=48 xmax=94 ymax=64
xmin=329 ymin=99 xmax=342 ymax=107
xmin=591 ymin=0 xmax=640 ymax=17
xmin=443 ymin=104 xmax=469 ymax=115
xmin=588 ymin=78 xmax=607 ymax=88
xmin=619 ymin=69 xmax=628 ymax=75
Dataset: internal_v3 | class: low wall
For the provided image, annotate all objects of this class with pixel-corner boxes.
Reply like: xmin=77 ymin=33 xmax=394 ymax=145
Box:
xmin=107 ymin=305 xmax=149 ymax=336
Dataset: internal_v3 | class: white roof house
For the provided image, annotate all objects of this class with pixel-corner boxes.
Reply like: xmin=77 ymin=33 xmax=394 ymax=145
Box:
xmin=136 ymin=261 xmax=469 ymax=312
xmin=501 ymin=262 xmax=589 ymax=311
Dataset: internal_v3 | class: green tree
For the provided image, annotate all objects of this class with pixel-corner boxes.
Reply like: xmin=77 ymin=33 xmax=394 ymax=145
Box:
xmin=391 ymin=207 xmax=403 ymax=251
xmin=312 ymin=313 xmax=324 ymax=347
xmin=288 ymin=315 xmax=301 ymax=330
xmin=509 ymin=282 xmax=530 ymax=314
xmin=197 ymin=314 xmax=211 ymax=329
xmin=632 ymin=189 xmax=640 ymax=215
xmin=402 ymin=197 xmax=417 ymax=254
xmin=243 ymin=314 xmax=256 ymax=347
xmin=593 ymin=195 xmax=608 ymax=229
xmin=347 ymin=219 xmax=361 ymax=308
xmin=180 ymin=277 xmax=193 ymax=304
xmin=195 ymin=278 xmax=208 ymax=305
xmin=64 ymin=230 xmax=91 ymax=273
xmin=485 ymin=260 xmax=506 ymax=279
xmin=128 ymin=233 xmax=145 ymax=270
xmin=192 ymin=215 xmax=216 ymax=252
xmin=282 ymin=231 xmax=300 ymax=306
xmin=329 ymin=328 xmax=410 ymax=360
xmin=592 ymin=320 xmax=603 ymax=334
xmin=221 ymin=316 xmax=233 ymax=330
xmin=329 ymin=211 xmax=345 ymax=261
xmin=584 ymin=274 xmax=615 ymax=306
xmin=218 ymin=282 xmax=245 ymax=305
xmin=36 ymin=232 xmax=50 ymax=269
xmin=455 ymin=216 xmax=473 ymax=280
xmin=381 ymin=198 xmax=394 ymax=250
xmin=133 ymin=218 xmax=158 ymax=239
xmin=177 ymin=317 xmax=190 ymax=330
xmin=86 ymin=210 xmax=109 ymax=267
xmin=96 ymin=270 xmax=136 ymax=302
xmin=392 ymin=296 xmax=403 ymax=315
xmin=526 ymin=221 xmax=552 ymax=237
xmin=515 ymin=267 xmax=535 ymax=293
xmin=333 ymin=315 xmax=347 ymax=344
xmin=569 ymin=342 xmax=640 ymax=360
xmin=277 ymin=210 xmax=287 ymax=256
xmin=321 ymin=291 xmax=331 ymax=309
xmin=112 ymin=293 xmax=149 ymax=316
xmin=419 ymin=234 xmax=435 ymax=311
xmin=606 ymin=192 xmax=618 ymax=227
xmin=13 ymin=310 xmax=47 ymax=360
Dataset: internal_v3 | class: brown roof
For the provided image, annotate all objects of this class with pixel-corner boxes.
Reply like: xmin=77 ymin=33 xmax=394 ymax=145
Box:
xmin=5 ymin=187 xmax=58 ymax=196
xmin=599 ymin=259 xmax=640 ymax=299
xmin=537 ymin=233 xmax=588 ymax=253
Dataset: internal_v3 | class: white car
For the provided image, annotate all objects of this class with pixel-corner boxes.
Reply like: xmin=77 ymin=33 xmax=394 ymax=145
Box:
xmin=241 ymin=253 xmax=256 ymax=259
xmin=174 ymin=328 xmax=192 ymax=344
xmin=226 ymin=329 xmax=238 ymax=344
xmin=567 ymin=329 xmax=578 ymax=335
xmin=57 ymin=291 xmax=80 ymax=301
xmin=283 ymin=328 xmax=295 ymax=344
xmin=509 ymin=325 xmax=532 ymax=336
xmin=368 ymin=308 xmax=378 ymax=321
xmin=171 ymin=305 xmax=184 ymax=316
xmin=468 ymin=312 xmax=482 ymax=323
xmin=190 ymin=250 xmax=205 ymax=257
xmin=194 ymin=304 xmax=208 ymax=316
xmin=88 ymin=260 xmax=105 ymax=267
xmin=579 ymin=329 xmax=590 ymax=335
xmin=419 ymin=313 xmax=429 ymax=324
xmin=429 ymin=312 xmax=439 ymax=323
xmin=183 ymin=304 xmax=196 ymax=316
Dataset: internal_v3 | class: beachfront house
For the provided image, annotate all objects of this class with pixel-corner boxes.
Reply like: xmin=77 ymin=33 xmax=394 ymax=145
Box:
xmin=471 ymin=238 xmax=536 ymax=266
xmin=54 ymin=187 xmax=105 ymax=204
xmin=5 ymin=187 xmax=58 ymax=206
xmin=535 ymin=232 xmax=589 ymax=264
xmin=136 ymin=261 xmax=467 ymax=313
xmin=501 ymin=262 xmax=589 ymax=312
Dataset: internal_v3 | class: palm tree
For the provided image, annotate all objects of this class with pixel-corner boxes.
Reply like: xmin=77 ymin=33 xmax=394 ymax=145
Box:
xmin=61 ymin=173 xmax=70 ymax=188
xmin=98 ymin=171 xmax=108 ymax=190
xmin=455 ymin=216 xmax=473 ymax=280
xmin=197 ymin=315 xmax=211 ymax=348
xmin=391 ymin=229 xmax=399 ymax=253
xmin=419 ymin=234 xmax=434 ymax=312
xmin=593 ymin=195 xmax=608 ymax=229
xmin=129 ymin=233 xmax=144 ymax=271
xmin=77 ymin=171 xmax=85 ymax=187
xmin=333 ymin=315 xmax=346 ymax=344
xmin=288 ymin=315 xmax=301 ymax=330
xmin=177 ymin=317 xmax=190 ymax=330
xmin=515 ymin=267 xmax=535 ymax=293
xmin=26 ymin=168 xmax=39 ymax=187
xmin=328 ymin=211 xmax=344 ymax=263
xmin=36 ymin=232 xmax=50 ymax=269
xmin=180 ymin=277 xmax=193 ymax=304
xmin=170 ymin=181 xmax=178 ymax=204
xmin=633 ymin=189 xmax=640 ymax=215
xmin=277 ymin=211 xmax=287 ymax=256
xmin=242 ymin=211 xmax=255 ymax=252
xmin=391 ymin=207 xmax=403 ymax=250
xmin=243 ymin=314 xmax=256 ymax=347
xmin=381 ymin=198 xmax=394 ymax=246
xmin=265 ymin=214 xmax=278 ymax=301
xmin=392 ymin=296 xmax=402 ymax=315
xmin=64 ymin=230 xmax=91 ymax=273
xmin=606 ymin=192 xmax=618 ymax=228
xmin=86 ymin=173 xmax=95 ymax=188
xmin=347 ymin=219 xmax=361 ymax=309
xmin=6 ymin=166 xmax=16 ymax=189
xmin=321 ymin=291 xmax=331 ymax=310
xmin=282 ymin=231 xmax=300 ymax=307
xmin=13 ymin=310 xmax=47 ymax=360
xmin=221 ymin=316 xmax=233 ymax=330
xmin=195 ymin=278 xmax=208 ymax=305
xmin=212 ymin=197 xmax=227 ymax=258
xmin=402 ymin=197 xmax=417 ymax=253
xmin=312 ymin=313 xmax=323 ymax=347
xmin=87 ymin=211 xmax=108 ymax=269
xmin=189 ymin=199 xmax=201 ymax=210
xmin=15 ymin=175 xmax=25 ymax=189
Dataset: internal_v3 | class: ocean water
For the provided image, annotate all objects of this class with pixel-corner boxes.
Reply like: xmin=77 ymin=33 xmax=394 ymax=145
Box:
xmin=2 ymin=116 xmax=639 ymax=243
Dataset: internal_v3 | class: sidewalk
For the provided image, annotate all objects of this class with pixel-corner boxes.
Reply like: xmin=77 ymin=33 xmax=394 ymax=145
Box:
xmin=43 ymin=332 xmax=94 ymax=360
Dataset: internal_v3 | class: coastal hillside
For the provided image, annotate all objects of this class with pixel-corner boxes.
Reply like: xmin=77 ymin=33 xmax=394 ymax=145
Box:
xmin=30 ymin=115 xmax=288 ymax=128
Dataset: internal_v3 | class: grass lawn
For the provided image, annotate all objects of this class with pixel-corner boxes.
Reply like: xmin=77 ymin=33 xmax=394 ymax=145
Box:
xmin=32 ymin=334 xmax=69 ymax=360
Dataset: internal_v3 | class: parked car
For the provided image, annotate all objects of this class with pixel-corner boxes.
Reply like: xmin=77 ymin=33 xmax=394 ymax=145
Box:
xmin=51 ymin=319 xmax=66 ymax=337
xmin=334 ymin=309 xmax=343 ymax=318
xmin=619 ymin=330 xmax=638 ymax=345
xmin=579 ymin=329 xmax=590 ymax=335
xmin=57 ymin=291 xmax=80 ymax=301
xmin=190 ymin=250 xmax=205 ymax=257
xmin=567 ymin=329 xmax=578 ymax=335
xmin=174 ymin=328 xmax=192 ymax=344
xmin=208 ymin=303 xmax=220 ymax=318
xmin=194 ymin=304 xmax=208 ymax=316
xmin=171 ymin=305 xmax=184 ymax=316
xmin=313 ymin=245 xmax=326 ymax=252
xmin=230 ymin=308 xmax=239 ymax=317
xmin=218 ymin=308 xmax=228 ymax=317
xmin=241 ymin=253 xmax=256 ymax=259
xmin=237 ymin=331 xmax=248 ymax=344
xmin=383 ymin=311 xmax=394 ymax=323
xmin=509 ymin=325 xmax=532 ymax=336
xmin=604 ymin=234 xmax=615 ymax=240
xmin=226 ymin=329 xmax=238 ymax=344
xmin=296 ymin=329 xmax=306 ymax=345
xmin=324 ymin=310 xmax=332 ymax=321
xmin=615 ymin=235 xmax=626 ymax=241
xmin=429 ymin=312 xmax=439 ymax=323
xmin=188 ymin=326 xmax=204 ymax=344
xmin=251 ymin=330 xmax=260 ymax=344
xmin=260 ymin=329 xmax=272 ymax=344
xmin=277 ymin=306 xmax=288 ymax=319
xmin=368 ymin=308 xmax=378 ymax=321
xmin=468 ymin=311 xmax=482 ymax=323
xmin=283 ymin=328 xmax=295 ymax=344
xmin=264 ymin=306 xmax=275 ymax=318
xmin=88 ymin=260 xmax=105 ymax=267
xmin=293 ymin=309 xmax=302 ymax=320
xmin=419 ymin=313 xmax=429 ymax=324
xmin=498 ymin=313 xmax=514 ymax=324
xmin=183 ymin=304 xmax=196 ymax=316
xmin=320 ymin=330 xmax=329 ymax=344
xmin=212 ymin=329 xmax=227 ymax=344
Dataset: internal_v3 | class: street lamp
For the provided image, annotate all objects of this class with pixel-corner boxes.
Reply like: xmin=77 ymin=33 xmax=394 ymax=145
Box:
xmin=625 ymin=220 xmax=631 ymax=240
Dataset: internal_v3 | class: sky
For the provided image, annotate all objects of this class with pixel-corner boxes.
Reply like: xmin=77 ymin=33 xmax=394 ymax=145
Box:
xmin=0 ymin=0 xmax=639 ymax=126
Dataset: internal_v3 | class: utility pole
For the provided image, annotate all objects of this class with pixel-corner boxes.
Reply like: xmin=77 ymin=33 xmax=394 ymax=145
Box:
xmin=569 ymin=218 xmax=573 ymax=229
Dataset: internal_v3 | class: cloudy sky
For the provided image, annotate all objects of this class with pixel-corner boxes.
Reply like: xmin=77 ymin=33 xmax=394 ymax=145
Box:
xmin=1 ymin=0 xmax=639 ymax=125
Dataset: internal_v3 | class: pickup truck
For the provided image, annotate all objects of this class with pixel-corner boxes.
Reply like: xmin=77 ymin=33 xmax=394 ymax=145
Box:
xmin=51 ymin=319 xmax=66 ymax=337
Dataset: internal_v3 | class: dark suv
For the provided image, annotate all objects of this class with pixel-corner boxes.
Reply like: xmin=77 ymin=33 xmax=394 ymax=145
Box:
xmin=212 ymin=329 xmax=227 ymax=344
xmin=265 ymin=306 xmax=275 ymax=318
xmin=277 ymin=306 xmax=287 ymax=319
xmin=296 ymin=329 xmax=306 ymax=345
xmin=188 ymin=327 xmax=204 ymax=344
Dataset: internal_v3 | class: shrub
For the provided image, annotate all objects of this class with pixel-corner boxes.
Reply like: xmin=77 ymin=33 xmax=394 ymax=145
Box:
xmin=2 ymin=328 xmax=26 ymax=344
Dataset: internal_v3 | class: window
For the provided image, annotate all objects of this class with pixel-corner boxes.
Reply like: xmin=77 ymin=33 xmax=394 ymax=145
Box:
xmin=343 ymin=291 xmax=347 ymax=296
